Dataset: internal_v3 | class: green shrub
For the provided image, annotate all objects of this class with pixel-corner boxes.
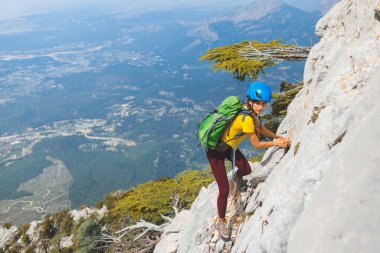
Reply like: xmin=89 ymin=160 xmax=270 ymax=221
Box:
xmin=24 ymin=247 xmax=34 ymax=253
xmin=60 ymin=215 xmax=74 ymax=236
xmin=111 ymin=178 xmax=177 ymax=224
xmin=78 ymin=205 xmax=88 ymax=210
xmin=2 ymin=222 xmax=12 ymax=229
xmin=40 ymin=215 xmax=57 ymax=239
xmin=74 ymin=219 xmax=101 ymax=252
xmin=75 ymin=217 xmax=86 ymax=229
xmin=103 ymin=190 xmax=127 ymax=210
xmin=110 ymin=171 xmax=213 ymax=224
xmin=21 ymin=234 xmax=30 ymax=245
xmin=49 ymin=247 xmax=74 ymax=253
xmin=3 ymin=245 xmax=19 ymax=253
xmin=14 ymin=223 xmax=30 ymax=246
xmin=175 ymin=170 xmax=214 ymax=209
xmin=95 ymin=200 xmax=104 ymax=209
xmin=60 ymin=247 xmax=74 ymax=253
xmin=294 ymin=142 xmax=300 ymax=155
xmin=52 ymin=209 xmax=74 ymax=235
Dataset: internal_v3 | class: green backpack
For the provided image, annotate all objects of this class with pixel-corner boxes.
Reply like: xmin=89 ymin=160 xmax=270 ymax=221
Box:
xmin=197 ymin=96 xmax=247 ymax=149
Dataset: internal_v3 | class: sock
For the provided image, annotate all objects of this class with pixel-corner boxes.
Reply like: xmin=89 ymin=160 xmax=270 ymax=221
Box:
xmin=219 ymin=217 xmax=227 ymax=223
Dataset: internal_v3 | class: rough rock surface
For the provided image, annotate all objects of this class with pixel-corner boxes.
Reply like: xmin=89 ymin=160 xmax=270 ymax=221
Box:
xmin=70 ymin=205 xmax=107 ymax=222
xmin=154 ymin=0 xmax=380 ymax=252
xmin=60 ymin=235 xmax=73 ymax=248
xmin=0 ymin=225 xmax=18 ymax=248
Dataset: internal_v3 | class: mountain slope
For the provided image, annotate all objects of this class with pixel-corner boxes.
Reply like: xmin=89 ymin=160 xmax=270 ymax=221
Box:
xmin=215 ymin=0 xmax=286 ymax=23
xmin=155 ymin=0 xmax=380 ymax=252
xmin=285 ymin=0 xmax=340 ymax=13
xmin=184 ymin=0 xmax=320 ymax=54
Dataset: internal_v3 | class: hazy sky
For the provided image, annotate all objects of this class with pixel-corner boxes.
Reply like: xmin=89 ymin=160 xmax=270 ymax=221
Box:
xmin=0 ymin=0 xmax=334 ymax=20
xmin=0 ymin=0 xmax=255 ymax=20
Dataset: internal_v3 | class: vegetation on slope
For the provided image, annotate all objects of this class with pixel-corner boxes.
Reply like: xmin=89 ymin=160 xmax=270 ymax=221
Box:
xmin=108 ymin=170 xmax=214 ymax=224
xmin=0 ymin=168 xmax=214 ymax=253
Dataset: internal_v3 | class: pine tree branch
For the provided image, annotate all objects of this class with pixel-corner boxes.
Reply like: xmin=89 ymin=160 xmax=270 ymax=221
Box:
xmin=199 ymin=40 xmax=311 ymax=81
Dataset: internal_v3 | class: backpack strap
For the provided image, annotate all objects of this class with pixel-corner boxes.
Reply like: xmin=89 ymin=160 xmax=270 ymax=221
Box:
xmin=226 ymin=108 xmax=251 ymax=137
xmin=223 ymin=108 xmax=255 ymax=145
xmin=239 ymin=106 xmax=263 ymax=133
xmin=222 ymin=107 xmax=264 ymax=145
xmin=238 ymin=109 xmax=253 ymax=122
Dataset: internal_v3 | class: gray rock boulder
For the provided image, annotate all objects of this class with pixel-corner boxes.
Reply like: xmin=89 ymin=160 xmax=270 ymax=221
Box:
xmin=0 ymin=225 xmax=18 ymax=248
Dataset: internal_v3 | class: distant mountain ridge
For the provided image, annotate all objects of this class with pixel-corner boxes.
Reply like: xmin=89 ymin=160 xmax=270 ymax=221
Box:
xmin=285 ymin=0 xmax=340 ymax=13
xmin=184 ymin=0 xmax=320 ymax=52
xmin=212 ymin=0 xmax=286 ymax=23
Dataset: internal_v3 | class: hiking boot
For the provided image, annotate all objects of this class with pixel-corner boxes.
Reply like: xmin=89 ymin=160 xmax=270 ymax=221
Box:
xmin=215 ymin=218 xmax=230 ymax=241
xmin=233 ymin=174 xmax=248 ymax=192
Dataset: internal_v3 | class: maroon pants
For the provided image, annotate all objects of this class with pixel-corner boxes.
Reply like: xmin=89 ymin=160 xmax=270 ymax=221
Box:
xmin=206 ymin=148 xmax=251 ymax=219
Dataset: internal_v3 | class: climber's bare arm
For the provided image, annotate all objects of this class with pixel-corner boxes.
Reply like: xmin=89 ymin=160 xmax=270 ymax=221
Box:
xmin=261 ymin=126 xmax=291 ymax=146
xmin=247 ymin=132 xmax=289 ymax=149
xmin=261 ymin=125 xmax=281 ymax=139
xmin=247 ymin=133 xmax=289 ymax=149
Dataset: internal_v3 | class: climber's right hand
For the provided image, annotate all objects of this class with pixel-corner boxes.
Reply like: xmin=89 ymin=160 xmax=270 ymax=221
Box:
xmin=273 ymin=138 xmax=290 ymax=148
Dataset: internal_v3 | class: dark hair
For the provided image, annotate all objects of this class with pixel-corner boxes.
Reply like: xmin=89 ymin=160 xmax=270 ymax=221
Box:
xmin=246 ymin=97 xmax=260 ymax=104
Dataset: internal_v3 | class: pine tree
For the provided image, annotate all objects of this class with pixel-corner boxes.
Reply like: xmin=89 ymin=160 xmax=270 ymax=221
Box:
xmin=199 ymin=40 xmax=310 ymax=81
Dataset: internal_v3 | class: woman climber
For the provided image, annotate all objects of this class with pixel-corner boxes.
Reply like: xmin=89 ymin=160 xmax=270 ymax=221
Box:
xmin=206 ymin=81 xmax=290 ymax=241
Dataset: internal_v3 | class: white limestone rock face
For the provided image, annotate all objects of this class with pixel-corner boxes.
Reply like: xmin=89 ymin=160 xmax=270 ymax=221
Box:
xmin=155 ymin=0 xmax=380 ymax=252
xmin=176 ymin=185 xmax=219 ymax=253
xmin=60 ymin=235 xmax=74 ymax=248
xmin=154 ymin=210 xmax=191 ymax=253
xmin=70 ymin=205 xmax=107 ymax=222
xmin=0 ymin=225 xmax=18 ymax=248
xmin=286 ymin=0 xmax=380 ymax=251
xmin=287 ymin=90 xmax=380 ymax=252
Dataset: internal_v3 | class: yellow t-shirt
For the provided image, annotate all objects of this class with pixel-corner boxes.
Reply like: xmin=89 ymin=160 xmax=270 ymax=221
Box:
xmin=220 ymin=112 xmax=255 ymax=150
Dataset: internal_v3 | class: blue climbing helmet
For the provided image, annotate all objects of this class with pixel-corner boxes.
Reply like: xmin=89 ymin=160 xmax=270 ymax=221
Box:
xmin=246 ymin=81 xmax=272 ymax=102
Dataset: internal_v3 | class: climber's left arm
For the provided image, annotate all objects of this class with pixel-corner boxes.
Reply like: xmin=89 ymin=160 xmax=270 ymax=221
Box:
xmin=261 ymin=126 xmax=291 ymax=148
xmin=260 ymin=126 xmax=291 ymax=145
xmin=260 ymin=125 xmax=281 ymax=139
